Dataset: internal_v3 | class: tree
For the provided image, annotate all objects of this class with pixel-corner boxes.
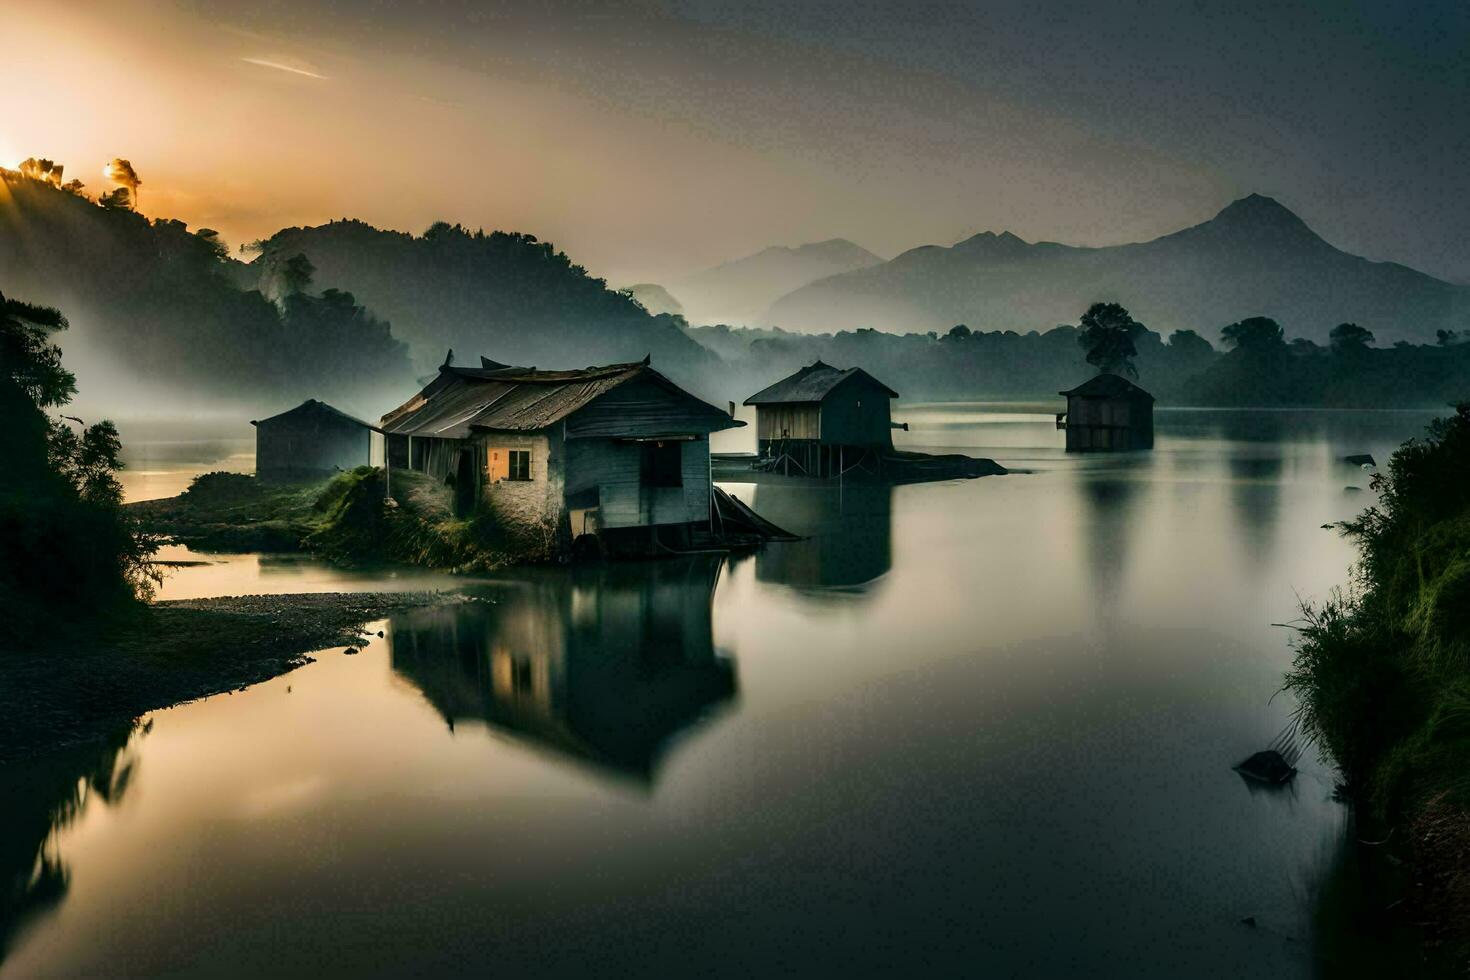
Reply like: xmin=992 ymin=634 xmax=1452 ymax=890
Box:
xmin=1 ymin=290 xmax=158 ymax=632
xmin=1220 ymin=316 xmax=1286 ymax=353
xmin=1166 ymin=328 xmax=1213 ymax=358
xmin=281 ymin=252 xmax=316 ymax=295
xmin=104 ymin=158 xmax=142 ymax=210
xmin=195 ymin=228 xmax=229 ymax=262
xmin=1437 ymin=329 xmax=1464 ymax=347
xmin=1329 ymin=322 xmax=1375 ymax=354
xmin=946 ymin=323 xmax=973 ymax=341
xmin=98 ymin=187 xmax=132 ymax=210
xmin=1077 ymin=302 xmax=1144 ymax=377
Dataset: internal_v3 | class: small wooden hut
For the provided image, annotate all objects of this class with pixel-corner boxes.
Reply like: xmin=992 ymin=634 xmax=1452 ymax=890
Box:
xmin=1057 ymin=374 xmax=1155 ymax=452
xmin=251 ymin=399 xmax=380 ymax=480
xmin=743 ymin=361 xmax=899 ymax=476
xmin=379 ymin=356 xmax=743 ymax=552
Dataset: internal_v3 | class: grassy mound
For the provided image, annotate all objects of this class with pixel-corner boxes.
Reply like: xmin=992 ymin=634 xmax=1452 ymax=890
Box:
xmin=134 ymin=467 xmax=554 ymax=573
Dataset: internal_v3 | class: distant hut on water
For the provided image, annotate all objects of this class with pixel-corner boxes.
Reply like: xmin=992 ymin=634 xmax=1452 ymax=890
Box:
xmin=743 ymin=361 xmax=900 ymax=476
xmin=1057 ymin=374 xmax=1155 ymax=452
xmin=251 ymin=399 xmax=380 ymax=480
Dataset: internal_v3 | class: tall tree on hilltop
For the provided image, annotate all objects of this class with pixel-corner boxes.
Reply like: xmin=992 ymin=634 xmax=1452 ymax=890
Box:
xmin=1077 ymin=302 xmax=1145 ymax=378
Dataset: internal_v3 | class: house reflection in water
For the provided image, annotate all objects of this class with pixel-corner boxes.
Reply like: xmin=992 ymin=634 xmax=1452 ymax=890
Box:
xmin=751 ymin=482 xmax=893 ymax=595
xmin=387 ymin=557 xmax=735 ymax=783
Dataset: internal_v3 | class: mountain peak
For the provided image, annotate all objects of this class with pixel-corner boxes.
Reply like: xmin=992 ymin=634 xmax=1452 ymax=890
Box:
xmin=1209 ymin=194 xmax=1312 ymax=232
xmin=953 ymin=229 xmax=1030 ymax=254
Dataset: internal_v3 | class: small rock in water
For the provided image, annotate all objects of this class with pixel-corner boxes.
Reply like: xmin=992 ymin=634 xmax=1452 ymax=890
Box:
xmin=1344 ymin=486 xmax=1362 ymax=493
xmin=377 ymin=630 xmax=385 ymax=637
xmin=344 ymin=647 xmax=359 ymax=656
xmin=1239 ymin=915 xmax=1257 ymax=928
xmin=1234 ymin=749 xmax=1296 ymax=784
xmin=1342 ymin=453 xmax=1376 ymax=468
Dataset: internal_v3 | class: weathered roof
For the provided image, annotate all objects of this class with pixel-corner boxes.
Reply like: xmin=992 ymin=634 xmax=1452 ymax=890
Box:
xmin=742 ymin=361 xmax=899 ymax=405
xmin=252 ymin=399 xmax=379 ymax=431
xmin=1059 ymin=373 xmax=1155 ymax=401
xmin=380 ymin=358 xmax=742 ymax=439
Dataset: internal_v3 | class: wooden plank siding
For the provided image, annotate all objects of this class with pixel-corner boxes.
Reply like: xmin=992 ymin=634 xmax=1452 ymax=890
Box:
xmin=756 ymin=404 xmax=821 ymax=441
xmin=563 ymin=436 xmax=710 ymax=529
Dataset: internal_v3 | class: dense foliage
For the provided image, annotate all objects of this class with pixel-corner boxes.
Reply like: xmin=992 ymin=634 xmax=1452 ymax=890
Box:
xmin=690 ymin=315 xmax=1470 ymax=406
xmin=0 ymin=170 xmax=412 ymax=403
xmin=1286 ymin=404 xmax=1470 ymax=817
xmin=0 ymin=289 xmax=157 ymax=642
xmin=250 ymin=219 xmax=716 ymax=388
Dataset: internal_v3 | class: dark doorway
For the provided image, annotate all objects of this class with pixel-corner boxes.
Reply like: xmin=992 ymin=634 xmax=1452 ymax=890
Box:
xmin=454 ymin=449 xmax=475 ymax=517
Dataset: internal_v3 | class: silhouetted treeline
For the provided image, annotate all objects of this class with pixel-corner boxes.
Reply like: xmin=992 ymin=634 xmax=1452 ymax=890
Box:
xmin=249 ymin=219 xmax=719 ymax=390
xmin=689 ymin=320 xmax=1470 ymax=407
xmin=0 ymin=172 xmax=411 ymax=404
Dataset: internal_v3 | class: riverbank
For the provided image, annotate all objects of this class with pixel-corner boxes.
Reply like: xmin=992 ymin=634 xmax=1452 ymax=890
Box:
xmin=1285 ymin=404 xmax=1470 ymax=965
xmin=0 ymin=591 xmax=448 ymax=764
xmin=130 ymin=467 xmax=531 ymax=571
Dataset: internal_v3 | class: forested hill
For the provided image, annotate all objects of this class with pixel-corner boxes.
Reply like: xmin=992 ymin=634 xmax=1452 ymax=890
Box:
xmin=250 ymin=220 xmax=718 ymax=388
xmin=0 ymin=172 xmax=411 ymax=411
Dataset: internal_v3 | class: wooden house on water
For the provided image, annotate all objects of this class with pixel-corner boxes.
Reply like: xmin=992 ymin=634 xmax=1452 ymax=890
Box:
xmin=379 ymin=356 xmax=743 ymax=553
xmin=743 ymin=361 xmax=900 ymax=476
xmin=251 ymin=399 xmax=381 ymax=480
xmin=1057 ymin=374 xmax=1155 ymax=452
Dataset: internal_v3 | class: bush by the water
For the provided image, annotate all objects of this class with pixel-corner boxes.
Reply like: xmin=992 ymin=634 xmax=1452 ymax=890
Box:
xmin=1 ymin=289 xmax=157 ymax=644
xmin=1286 ymin=403 xmax=1470 ymax=817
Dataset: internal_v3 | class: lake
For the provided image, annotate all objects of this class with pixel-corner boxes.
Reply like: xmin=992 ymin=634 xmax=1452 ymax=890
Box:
xmin=2 ymin=405 xmax=1435 ymax=977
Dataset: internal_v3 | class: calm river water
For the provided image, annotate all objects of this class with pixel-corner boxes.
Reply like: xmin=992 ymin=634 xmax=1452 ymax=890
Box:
xmin=2 ymin=406 xmax=1438 ymax=977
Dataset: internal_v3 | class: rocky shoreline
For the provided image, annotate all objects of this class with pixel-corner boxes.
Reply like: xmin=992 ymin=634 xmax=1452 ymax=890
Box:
xmin=0 ymin=591 xmax=452 ymax=765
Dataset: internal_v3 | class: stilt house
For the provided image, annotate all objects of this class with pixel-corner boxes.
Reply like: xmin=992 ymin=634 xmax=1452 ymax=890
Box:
xmin=251 ymin=399 xmax=380 ymax=480
xmin=743 ymin=361 xmax=899 ymax=476
xmin=379 ymin=357 xmax=743 ymax=552
xmin=1057 ymin=374 xmax=1155 ymax=452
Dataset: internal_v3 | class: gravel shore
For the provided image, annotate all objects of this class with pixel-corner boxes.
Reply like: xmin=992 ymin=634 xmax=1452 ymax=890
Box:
xmin=1 ymin=591 xmax=453 ymax=764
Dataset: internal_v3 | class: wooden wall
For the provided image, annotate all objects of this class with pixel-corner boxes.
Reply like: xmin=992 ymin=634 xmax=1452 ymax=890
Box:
xmin=564 ymin=435 xmax=710 ymax=529
xmin=755 ymin=404 xmax=820 ymax=441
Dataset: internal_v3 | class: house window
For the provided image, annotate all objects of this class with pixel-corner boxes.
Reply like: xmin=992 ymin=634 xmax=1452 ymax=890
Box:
xmin=641 ymin=440 xmax=683 ymax=488
xmin=507 ymin=449 xmax=532 ymax=481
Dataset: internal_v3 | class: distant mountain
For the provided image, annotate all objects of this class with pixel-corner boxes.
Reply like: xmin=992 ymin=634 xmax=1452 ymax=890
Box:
xmin=252 ymin=220 xmax=718 ymax=389
xmin=672 ymin=239 xmax=884 ymax=326
xmin=623 ymin=282 xmax=684 ymax=317
xmin=767 ymin=196 xmax=1470 ymax=344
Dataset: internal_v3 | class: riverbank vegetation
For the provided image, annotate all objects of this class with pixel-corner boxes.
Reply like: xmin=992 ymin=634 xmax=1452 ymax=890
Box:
xmin=0 ymin=289 xmax=452 ymax=763
xmin=0 ymin=288 xmax=158 ymax=644
xmin=132 ymin=467 xmax=545 ymax=572
xmin=1286 ymin=403 xmax=1470 ymax=954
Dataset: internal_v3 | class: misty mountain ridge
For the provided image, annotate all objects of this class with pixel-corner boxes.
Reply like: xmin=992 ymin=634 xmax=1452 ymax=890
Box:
xmin=0 ymin=172 xmax=410 ymax=414
xmin=671 ymin=237 xmax=884 ymax=327
xmin=768 ymin=194 xmax=1470 ymax=344
xmin=252 ymin=219 xmax=718 ymax=391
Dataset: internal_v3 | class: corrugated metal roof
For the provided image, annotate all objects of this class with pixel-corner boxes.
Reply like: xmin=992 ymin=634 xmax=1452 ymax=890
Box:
xmin=743 ymin=361 xmax=899 ymax=405
xmin=380 ymin=360 xmax=741 ymax=439
xmin=252 ymin=399 xmax=379 ymax=431
xmin=1058 ymin=373 xmax=1155 ymax=400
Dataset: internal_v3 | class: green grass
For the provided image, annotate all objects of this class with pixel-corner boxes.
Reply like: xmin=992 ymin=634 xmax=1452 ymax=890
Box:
xmin=1284 ymin=404 xmax=1470 ymax=953
xmin=133 ymin=467 xmax=552 ymax=572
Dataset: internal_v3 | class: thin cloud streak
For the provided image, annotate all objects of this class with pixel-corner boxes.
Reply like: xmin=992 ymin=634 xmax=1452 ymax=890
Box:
xmin=240 ymin=57 xmax=327 ymax=79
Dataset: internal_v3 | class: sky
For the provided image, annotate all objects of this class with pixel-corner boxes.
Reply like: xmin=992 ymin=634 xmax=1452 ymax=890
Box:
xmin=3 ymin=0 xmax=1468 ymax=286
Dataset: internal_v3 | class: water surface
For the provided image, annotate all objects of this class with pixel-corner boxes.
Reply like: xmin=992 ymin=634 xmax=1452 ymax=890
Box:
xmin=4 ymin=407 xmax=1433 ymax=977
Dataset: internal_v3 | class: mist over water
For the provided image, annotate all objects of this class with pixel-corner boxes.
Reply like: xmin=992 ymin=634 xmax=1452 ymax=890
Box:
xmin=3 ymin=406 xmax=1431 ymax=977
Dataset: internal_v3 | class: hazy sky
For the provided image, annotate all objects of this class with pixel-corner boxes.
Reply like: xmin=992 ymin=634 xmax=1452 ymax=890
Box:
xmin=4 ymin=0 xmax=1467 ymax=285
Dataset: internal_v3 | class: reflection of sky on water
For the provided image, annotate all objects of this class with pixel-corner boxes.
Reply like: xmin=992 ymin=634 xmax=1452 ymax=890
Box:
xmin=5 ymin=406 xmax=1438 ymax=978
